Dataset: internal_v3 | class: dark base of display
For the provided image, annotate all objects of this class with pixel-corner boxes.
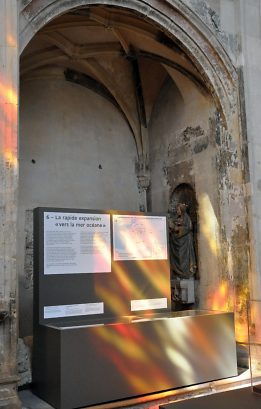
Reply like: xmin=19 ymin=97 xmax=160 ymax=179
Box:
xmin=33 ymin=311 xmax=237 ymax=409
xmin=159 ymin=387 xmax=261 ymax=409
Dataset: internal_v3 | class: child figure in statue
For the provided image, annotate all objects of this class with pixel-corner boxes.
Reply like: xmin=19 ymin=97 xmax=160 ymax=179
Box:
xmin=169 ymin=203 xmax=197 ymax=279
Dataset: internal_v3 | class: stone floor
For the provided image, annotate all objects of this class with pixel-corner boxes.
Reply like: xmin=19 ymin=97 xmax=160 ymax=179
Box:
xmin=160 ymin=387 xmax=261 ymax=409
xmin=20 ymin=390 xmax=53 ymax=409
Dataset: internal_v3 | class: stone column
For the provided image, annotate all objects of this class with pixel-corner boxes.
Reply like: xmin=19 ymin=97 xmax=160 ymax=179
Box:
xmin=0 ymin=0 xmax=20 ymax=408
xmin=136 ymin=155 xmax=151 ymax=212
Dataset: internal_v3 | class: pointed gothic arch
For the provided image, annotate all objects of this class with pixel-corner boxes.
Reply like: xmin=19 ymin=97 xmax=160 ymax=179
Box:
xmin=18 ymin=0 xmax=249 ymax=338
xmin=19 ymin=0 xmax=238 ymax=130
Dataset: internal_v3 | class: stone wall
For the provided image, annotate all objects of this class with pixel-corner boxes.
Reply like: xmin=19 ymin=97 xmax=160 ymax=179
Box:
xmin=149 ymin=71 xmax=221 ymax=309
xmin=18 ymin=70 xmax=139 ymax=336
xmin=0 ymin=0 xmax=20 ymax=407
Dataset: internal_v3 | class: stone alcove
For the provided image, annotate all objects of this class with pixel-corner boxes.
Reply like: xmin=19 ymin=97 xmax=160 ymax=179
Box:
xmin=2 ymin=1 xmax=249 ymax=403
xmin=18 ymin=0 xmax=249 ymax=340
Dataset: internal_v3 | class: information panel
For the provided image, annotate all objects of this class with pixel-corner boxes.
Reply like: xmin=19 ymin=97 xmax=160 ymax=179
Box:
xmin=44 ymin=212 xmax=111 ymax=274
xmin=113 ymin=214 xmax=168 ymax=261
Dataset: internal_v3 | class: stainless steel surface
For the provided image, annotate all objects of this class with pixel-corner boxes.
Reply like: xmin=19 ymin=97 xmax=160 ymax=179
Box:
xmin=33 ymin=311 xmax=238 ymax=409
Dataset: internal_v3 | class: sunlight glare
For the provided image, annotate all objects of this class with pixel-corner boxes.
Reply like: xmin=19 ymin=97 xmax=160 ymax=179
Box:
xmin=199 ymin=193 xmax=220 ymax=257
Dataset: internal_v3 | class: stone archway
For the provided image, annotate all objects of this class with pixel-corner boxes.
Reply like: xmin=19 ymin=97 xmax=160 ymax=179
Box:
xmin=19 ymin=0 xmax=237 ymax=127
xmin=0 ymin=1 xmax=250 ymax=408
xmin=19 ymin=2 xmax=248 ymax=294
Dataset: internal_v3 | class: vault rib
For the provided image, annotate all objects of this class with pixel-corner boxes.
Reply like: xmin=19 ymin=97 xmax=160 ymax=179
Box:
xmin=77 ymin=58 xmax=143 ymax=156
xmin=38 ymin=32 xmax=123 ymax=58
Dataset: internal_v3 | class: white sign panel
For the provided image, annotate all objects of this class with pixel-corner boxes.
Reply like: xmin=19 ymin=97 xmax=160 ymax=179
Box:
xmin=44 ymin=212 xmax=111 ymax=274
xmin=113 ymin=214 xmax=167 ymax=261
xmin=44 ymin=302 xmax=104 ymax=319
xmin=131 ymin=298 xmax=167 ymax=311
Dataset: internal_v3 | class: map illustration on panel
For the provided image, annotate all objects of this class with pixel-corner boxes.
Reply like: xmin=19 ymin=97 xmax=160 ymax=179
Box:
xmin=113 ymin=214 xmax=167 ymax=261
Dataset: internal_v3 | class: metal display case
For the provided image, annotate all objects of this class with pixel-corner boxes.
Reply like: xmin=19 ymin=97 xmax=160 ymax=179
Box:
xmin=33 ymin=208 xmax=238 ymax=409
xmin=33 ymin=310 xmax=237 ymax=409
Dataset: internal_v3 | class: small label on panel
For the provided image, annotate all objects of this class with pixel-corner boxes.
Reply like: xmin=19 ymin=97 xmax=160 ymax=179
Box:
xmin=131 ymin=298 xmax=167 ymax=311
xmin=44 ymin=302 xmax=104 ymax=319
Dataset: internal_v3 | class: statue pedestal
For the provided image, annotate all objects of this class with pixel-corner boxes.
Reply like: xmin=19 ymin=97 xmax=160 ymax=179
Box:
xmin=171 ymin=278 xmax=195 ymax=304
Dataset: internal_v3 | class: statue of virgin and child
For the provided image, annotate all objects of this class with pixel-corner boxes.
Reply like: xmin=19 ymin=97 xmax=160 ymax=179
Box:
xmin=168 ymin=203 xmax=197 ymax=279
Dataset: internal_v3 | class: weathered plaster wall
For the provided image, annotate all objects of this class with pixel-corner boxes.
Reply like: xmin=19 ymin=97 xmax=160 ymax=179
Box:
xmin=179 ymin=0 xmax=251 ymax=342
xmin=18 ymin=70 xmax=139 ymax=336
xmin=149 ymin=73 xmax=219 ymax=308
xmin=183 ymin=0 xmax=239 ymax=63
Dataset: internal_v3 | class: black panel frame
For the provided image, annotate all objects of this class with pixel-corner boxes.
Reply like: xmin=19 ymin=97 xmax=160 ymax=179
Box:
xmin=34 ymin=207 xmax=171 ymax=326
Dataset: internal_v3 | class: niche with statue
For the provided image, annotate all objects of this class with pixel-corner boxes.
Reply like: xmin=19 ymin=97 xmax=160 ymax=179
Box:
xmin=168 ymin=183 xmax=198 ymax=308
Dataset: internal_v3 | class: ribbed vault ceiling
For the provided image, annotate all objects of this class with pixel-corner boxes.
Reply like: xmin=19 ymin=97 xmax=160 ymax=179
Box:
xmin=21 ymin=5 xmax=206 ymax=156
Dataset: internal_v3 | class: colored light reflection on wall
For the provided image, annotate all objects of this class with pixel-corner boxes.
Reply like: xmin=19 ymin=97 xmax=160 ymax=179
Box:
xmin=209 ymin=280 xmax=249 ymax=343
xmin=0 ymin=78 xmax=18 ymax=168
xmin=0 ymin=83 xmax=17 ymax=105
xmin=211 ymin=281 xmax=234 ymax=311
xmin=199 ymin=193 xmax=220 ymax=257
xmin=199 ymin=193 xmax=250 ymax=343
xmin=6 ymin=34 xmax=17 ymax=48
